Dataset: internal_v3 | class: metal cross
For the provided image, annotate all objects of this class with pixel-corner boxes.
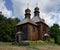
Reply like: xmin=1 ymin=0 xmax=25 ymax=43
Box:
xmin=27 ymin=3 xmax=29 ymax=8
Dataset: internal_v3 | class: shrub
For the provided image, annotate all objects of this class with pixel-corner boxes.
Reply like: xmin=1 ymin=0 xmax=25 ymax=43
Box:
xmin=36 ymin=40 xmax=44 ymax=45
xmin=49 ymin=38 xmax=55 ymax=45
xmin=56 ymin=36 xmax=60 ymax=45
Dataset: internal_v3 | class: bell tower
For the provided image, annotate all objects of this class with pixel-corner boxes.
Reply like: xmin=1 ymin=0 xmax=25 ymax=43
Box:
xmin=25 ymin=3 xmax=31 ymax=19
xmin=34 ymin=3 xmax=40 ymax=17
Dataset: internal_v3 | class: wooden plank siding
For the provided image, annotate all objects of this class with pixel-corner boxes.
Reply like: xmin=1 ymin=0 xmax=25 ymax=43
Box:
xmin=39 ymin=23 xmax=49 ymax=40
xmin=40 ymin=23 xmax=44 ymax=40
xmin=16 ymin=22 xmax=49 ymax=41
xmin=17 ymin=24 xmax=28 ymax=40
xmin=28 ymin=24 xmax=38 ymax=41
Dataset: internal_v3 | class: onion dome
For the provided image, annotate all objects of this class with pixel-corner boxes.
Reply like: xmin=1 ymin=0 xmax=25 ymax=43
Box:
xmin=34 ymin=6 xmax=40 ymax=16
xmin=25 ymin=8 xmax=31 ymax=14
xmin=25 ymin=8 xmax=31 ymax=18
xmin=34 ymin=7 xmax=39 ymax=12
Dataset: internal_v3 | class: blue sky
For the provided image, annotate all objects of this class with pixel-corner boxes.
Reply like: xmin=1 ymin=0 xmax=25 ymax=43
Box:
xmin=0 ymin=0 xmax=60 ymax=26
xmin=5 ymin=0 xmax=13 ymax=11
xmin=5 ymin=0 xmax=14 ymax=16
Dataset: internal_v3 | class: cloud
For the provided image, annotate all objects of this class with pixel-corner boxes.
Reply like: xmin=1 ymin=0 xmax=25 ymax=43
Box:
xmin=12 ymin=0 xmax=38 ymax=19
xmin=0 ymin=0 xmax=13 ymax=18
xmin=12 ymin=0 xmax=60 ymax=26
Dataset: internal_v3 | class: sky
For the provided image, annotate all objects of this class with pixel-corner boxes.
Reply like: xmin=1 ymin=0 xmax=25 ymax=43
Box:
xmin=0 ymin=0 xmax=60 ymax=26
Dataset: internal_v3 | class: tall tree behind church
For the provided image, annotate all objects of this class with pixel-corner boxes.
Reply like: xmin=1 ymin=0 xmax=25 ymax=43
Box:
xmin=0 ymin=13 xmax=20 ymax=42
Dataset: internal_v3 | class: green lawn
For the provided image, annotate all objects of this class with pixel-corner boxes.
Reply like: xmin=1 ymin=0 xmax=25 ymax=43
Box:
xmin=0 ymin=42 xmax=60 ymax=50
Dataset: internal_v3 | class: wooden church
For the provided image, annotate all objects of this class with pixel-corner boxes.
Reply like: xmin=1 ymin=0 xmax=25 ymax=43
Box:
xmin=16 ymin=5 xmax=50 ymax=42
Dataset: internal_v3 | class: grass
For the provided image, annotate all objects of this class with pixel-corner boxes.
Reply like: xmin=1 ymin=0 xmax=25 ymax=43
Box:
xmin=0 ymin=42 xmax=60 ymax=50
xmin=0 ymin=42 xmax=38 ymax=50
xmin=36 ymin=45 xmax=60 ymax=50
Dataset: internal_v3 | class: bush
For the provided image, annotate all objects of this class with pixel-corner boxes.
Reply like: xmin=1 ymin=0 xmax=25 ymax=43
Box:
xmin=56 ymin=36 xmax=60 ymax=45
xmin=36 ymin=40 xmax=45 ymax=45
xmin=13 ymin=40 xmax=56 ymax=46
xmin=49 ymin=38 xmax=55 ymax=45
xmin=28 ymin=40 xmax=48 ymax=45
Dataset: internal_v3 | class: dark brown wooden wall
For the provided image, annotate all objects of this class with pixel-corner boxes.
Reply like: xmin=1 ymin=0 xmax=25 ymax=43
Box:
xmin=17 ymin=23 xmax=49 ymax=41
xmin=39 ymin=23 xmax=49 ymax=40
xmin=17 ymin=24 xmax=28 ymax=40
xmin=28 ymin=24 xmax=38 ymax=41
xmin=40 ymin=23 xmax=44 ymax=40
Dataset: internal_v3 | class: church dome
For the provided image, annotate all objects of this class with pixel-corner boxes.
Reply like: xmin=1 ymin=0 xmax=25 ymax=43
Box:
xmin=25 ymin=8 xmax=31 ymax=14
xmin=34 ymin=7 xmax=39 ymax=12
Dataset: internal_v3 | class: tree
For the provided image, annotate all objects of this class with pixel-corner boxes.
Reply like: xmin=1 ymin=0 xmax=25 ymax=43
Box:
xmin=0 ymin=13 xmax=20 ymax=42
xmin=50 ymin=24 xmax=60 ymax=44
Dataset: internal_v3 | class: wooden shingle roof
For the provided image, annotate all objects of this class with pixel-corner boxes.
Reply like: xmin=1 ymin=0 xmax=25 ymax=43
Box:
xmin=32 ymin=16 xmax=41 ymax=23
xmin=17 ymin=18 xmax=37 ymax=26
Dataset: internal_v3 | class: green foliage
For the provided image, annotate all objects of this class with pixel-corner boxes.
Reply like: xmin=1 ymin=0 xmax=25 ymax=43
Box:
xmin=49 ymin=38 xmax=55 ymax=45
xmin=56 ymin=36 xmax=60 ymax=44
xmin=0 ymin=13 xmax=20 ymax=42
xmin=50 ymin=24 xmax=60 ymax=44
xmin=36 ymin=40 xmax=46 ymax=45
xmin=27 ymin=40 xmax=48 ymax=45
